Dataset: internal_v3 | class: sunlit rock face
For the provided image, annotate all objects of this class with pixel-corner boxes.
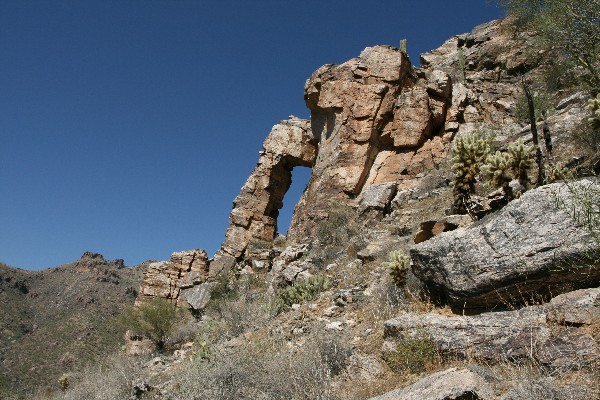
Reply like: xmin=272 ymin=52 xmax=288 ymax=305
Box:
xmin=211 ymin=19 xmax=588 ymax=274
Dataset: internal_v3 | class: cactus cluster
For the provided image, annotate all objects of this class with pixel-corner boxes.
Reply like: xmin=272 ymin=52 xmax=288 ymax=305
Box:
xmin=451 ymin=131 xmax=492 ymax=196
xmin=382 ymin=250 xmax=410 ymax=287
xmin=507 ymin=139 xmax=535 ymax=188
xmin=279 ymin=275 xmax=330 ymax=308
xmin=549 ymin=162 xmax=571 ymax=182
xmin=482 ymin=151 xmax=513 ymax=194
xmin=587 ymin=93 xmax=600 ymax=130
xmin=451 ymin=130 xmax=537 ymax=206
xmin=481 ymin=140 xmax=535 ymax=197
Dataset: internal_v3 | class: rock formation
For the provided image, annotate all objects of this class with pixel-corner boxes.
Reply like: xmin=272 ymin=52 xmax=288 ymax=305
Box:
xmin=368 ymin=367 xmax=495 ymax=400
xmin=411 ymin=180 xmax=600 ymax=312
xmin=382 ymin=287 xmax=599 ymax=369
xmin=209 ymin=118 xmax=316 ymax=276
xmin=139 ymin=18 xmax=595 ymax=301
xmin=136 ymin=249 xmax=209 ymax=309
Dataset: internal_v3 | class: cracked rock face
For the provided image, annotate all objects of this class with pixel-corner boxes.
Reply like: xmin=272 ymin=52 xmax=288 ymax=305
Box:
xmin=368 ymin=367 xmax=494 ymax=400
xmin=410 ymin=180 xmax=600 ymax=312
xmin=383 ymin=288 xmax=600 ymax=369
xmin=136 ymin=249 xmax=209 ymax=307
xmin=288 ymin=45 xmax=454 ymax=243
xmin=205 ymin=19 xmax=592 ymax=280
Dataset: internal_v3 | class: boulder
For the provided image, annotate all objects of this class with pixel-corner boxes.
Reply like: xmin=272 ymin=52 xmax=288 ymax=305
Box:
xmin=181 ymin=282 xmax=213 ymax=312
xmin=368 ymin=367 xmax=494 ymax=400
xmin=358 ymin=182 xmax=397 ymax=214
xmin=545 ymin=287 xmax=600 ymax=326
xmin=382 ymin=289 xmax=599 ymax=368
xmin=411 ymin=180 xmax=600 ymax=312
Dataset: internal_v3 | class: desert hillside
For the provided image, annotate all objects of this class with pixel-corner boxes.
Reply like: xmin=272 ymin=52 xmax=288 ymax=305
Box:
xmin=3 ymin=12 xmax=600 ymax=400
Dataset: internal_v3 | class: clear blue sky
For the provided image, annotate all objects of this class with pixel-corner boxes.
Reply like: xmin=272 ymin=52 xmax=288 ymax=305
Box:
xmin=1 ymin=1 xmax=503 ymax=269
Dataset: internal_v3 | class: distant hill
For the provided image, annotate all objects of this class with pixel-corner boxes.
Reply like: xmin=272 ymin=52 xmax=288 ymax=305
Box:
xmin=0 ymin=253 xmax=143 ymax=396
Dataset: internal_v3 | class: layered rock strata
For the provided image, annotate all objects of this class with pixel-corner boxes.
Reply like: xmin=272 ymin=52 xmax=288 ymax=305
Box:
xmin=383 ymin=287 xmax=600 ymax=369
xmin=209 ymin=118 xmax=316 ymax=276
xmin=136 ymin=249 xmax=209 ymax=308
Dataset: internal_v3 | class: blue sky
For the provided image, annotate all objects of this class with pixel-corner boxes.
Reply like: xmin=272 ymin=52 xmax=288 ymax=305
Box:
xmin=1 ymin=1 xmax=503 ymax=269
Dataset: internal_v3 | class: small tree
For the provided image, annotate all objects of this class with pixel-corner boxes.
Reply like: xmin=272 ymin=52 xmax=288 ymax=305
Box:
xmin=118 ymin=298 xmax=180 ymax=351
xmin=499 ymin=0 xmax=600 ymax=90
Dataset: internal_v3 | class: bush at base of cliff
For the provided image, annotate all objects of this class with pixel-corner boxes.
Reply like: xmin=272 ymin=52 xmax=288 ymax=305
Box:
xmin=117 ymin=298 xmax=180 ymax=351
xmin=170 ymin=330 xmax=349 ymax=400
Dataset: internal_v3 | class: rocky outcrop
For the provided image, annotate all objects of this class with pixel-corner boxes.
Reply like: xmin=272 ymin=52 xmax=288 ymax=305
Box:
xmin=368 ymin=367 xmax=494 ymax=400
xmin=209 ymin=118 xmax=316 ymax=276
xmin=289 ymin=45 xmax=454 ymax=243
xmin=383 ymin=287 xmax=599 ymax=369
xmin=411 ymin=180 xmax=600 ymax=312
xmin=136 ymin=249 xmax=209 ymax=309
xmin=206 ymin=18 xmax=594 ymax=279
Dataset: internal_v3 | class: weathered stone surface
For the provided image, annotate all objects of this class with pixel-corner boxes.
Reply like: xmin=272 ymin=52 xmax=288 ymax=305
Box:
xmin=209 ymin=118 xmax=316 ymax=276
xmin=383 ymin=290 xmax=599 ymax=368
xmin=383 ymin=309 xmax=551 ymax=362
xmin=368 ymin=367 xmax=494 ymax=400
xmin=545 ymin=287 xmax=600 ymax=326
xmin=414 ymin=214 xmax=474 ymax=244
xmin=358 ymin=182 xmax=397 ymax=214
xmin=385 ymin=87 xmax=433 ymax=148
xmin=426 ymin=69 xmax=452 ymax=98
xmin=136 ymin=249 xmax=209 ymax=307
xmin=208 ymin=18 xmax=591 ymax=284
xmin=411 ymin=180 xmax=600 ymax=311
xmin=345 ymin=353 xmax=383 ymax=381
xmin=181 ymin=282 xmax=213 ymax=311
xmin=289 ymin=46 xmax=419 ymax=243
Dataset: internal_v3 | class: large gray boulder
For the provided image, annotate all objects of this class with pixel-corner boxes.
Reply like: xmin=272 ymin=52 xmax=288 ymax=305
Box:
xmin=368 ymin=367 xmax=494 ymax=400
xmin=411 ymin=180 xmax=600 ymax=312
xmin=382 ymin=288 xmax=599 ymax=368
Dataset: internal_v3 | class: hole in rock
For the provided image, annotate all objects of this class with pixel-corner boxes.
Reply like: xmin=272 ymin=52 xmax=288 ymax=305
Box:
xmin=277 ymin=166 xmax=312 ymax=236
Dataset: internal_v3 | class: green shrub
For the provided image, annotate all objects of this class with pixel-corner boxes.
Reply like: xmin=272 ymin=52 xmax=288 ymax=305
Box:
xmin=271 ymin=275 xmax=330 ymax=315
xmin=515 ymin=90 xmax=553 ymax=122
xmin=382 ymin=250 xmax=410 ymax=287
xmin=117 ymin=298 xmax=180 ymax=351
xmin=384 ymin=330 xmax=439 ymax=374
xmin=317 ymin=203 xmax=356 ymax=247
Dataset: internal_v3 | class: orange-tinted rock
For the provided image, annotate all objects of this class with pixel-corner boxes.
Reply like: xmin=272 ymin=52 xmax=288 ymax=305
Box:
xmin=136 ymin=249 xmax=209 ymax=307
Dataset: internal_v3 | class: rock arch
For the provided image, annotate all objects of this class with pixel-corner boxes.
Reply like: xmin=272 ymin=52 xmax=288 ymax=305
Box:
xmin=209 ymin=117 xmax=316 ymax=276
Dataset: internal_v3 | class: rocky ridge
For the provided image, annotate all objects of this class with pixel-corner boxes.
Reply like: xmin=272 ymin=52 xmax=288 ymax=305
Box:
xmin=127 ymin=18 xmax=598 ymax=400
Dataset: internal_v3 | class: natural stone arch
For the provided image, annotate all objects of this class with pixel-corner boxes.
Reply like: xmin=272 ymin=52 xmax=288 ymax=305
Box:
xmin=209 ymin=118 xmax=316 ymax=276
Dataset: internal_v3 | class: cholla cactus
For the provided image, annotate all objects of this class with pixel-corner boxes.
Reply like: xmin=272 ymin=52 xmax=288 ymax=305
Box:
xmin=280 ymin=275 xmax=330 ymax=307
xmin=507 ymin=139 xmax=535 ymax=189
xmin=382 ymin=250 xmax=410 ymax=286
xmin=549 ymin=162 xmax=571 ymax=182
xmin=482 ymin=151 xmax=513 ymax=198
xmin=451 ymin=132 xmax=491 ymax=195
xmin=587 ymin=93 xmax=600 ymax=129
